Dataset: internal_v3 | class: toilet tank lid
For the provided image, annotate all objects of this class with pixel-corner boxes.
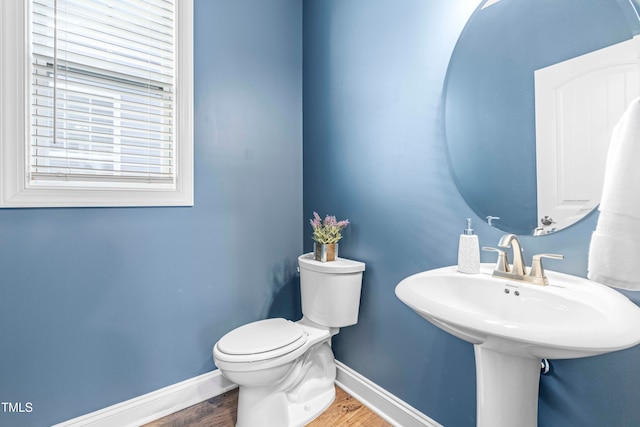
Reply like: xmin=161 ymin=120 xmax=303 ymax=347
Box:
xmin=298 ymin=253 xmax=365 ymax=274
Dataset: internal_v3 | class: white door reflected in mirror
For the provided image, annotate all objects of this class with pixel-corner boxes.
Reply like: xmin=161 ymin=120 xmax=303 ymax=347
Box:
xmin=534 ymin=35 xmax=640 ymax=235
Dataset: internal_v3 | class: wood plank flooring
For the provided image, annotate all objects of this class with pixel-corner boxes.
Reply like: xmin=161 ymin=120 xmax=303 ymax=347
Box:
xmin=143 ymin=385 xmax=392 ymax=427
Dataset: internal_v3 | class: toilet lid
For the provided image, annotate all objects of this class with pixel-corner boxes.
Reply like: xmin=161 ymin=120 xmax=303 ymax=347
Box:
xmin=217 ymin=318 xmax=306 ymax=358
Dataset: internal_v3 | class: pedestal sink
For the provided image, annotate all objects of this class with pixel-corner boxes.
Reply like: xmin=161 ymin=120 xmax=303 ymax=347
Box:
xmin=395 ymin=264 xmax=640 ymax=427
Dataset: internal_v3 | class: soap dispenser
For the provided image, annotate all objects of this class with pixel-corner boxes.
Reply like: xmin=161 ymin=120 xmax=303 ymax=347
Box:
xmin=458 ymin=218 xmax=480 ymax=274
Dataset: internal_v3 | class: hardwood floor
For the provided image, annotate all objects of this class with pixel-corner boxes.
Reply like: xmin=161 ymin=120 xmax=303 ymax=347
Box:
xmin=143 ymin=385 xmax=392 ymax=427
xmin=305 ymin=387 xmax=392 ymax=427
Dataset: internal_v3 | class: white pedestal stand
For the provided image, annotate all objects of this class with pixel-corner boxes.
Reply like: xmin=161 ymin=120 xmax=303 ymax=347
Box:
xmin=474 ymin=345 xmax=541 ymax=427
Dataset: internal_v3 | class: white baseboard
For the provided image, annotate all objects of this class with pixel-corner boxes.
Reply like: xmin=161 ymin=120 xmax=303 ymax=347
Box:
xmin=335 ymin=361 xmax=443 ymax=427
xmin=52 ymin=370 xmax=237 ymax=427
xmin=54 ymin=361 xmax=440 ymax=427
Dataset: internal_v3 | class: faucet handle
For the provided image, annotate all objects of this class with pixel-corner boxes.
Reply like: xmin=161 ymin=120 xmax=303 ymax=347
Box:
xmin=529 ymin=253 xmax=564 ymax=284
xmin=482 ymin=247 xmax=511 ymax=273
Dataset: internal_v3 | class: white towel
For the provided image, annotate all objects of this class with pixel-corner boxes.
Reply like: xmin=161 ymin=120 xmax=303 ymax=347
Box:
xmin=588 ymin=97 xmax=640 ymax=290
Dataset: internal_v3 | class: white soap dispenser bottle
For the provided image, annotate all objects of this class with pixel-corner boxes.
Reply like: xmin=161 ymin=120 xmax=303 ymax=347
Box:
xmin=458 ymin=218 xmax=480 ymax=274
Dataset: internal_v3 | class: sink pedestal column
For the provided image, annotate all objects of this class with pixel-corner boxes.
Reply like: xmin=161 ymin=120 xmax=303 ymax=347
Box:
xmin=474 ymin=345 xmax=541 ymax=427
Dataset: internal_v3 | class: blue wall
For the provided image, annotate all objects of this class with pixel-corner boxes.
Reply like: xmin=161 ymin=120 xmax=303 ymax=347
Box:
xmin=303 ymin=0 xmax=640 ymax=426
xmin=0 ymin=1 xmax=302 ymax=426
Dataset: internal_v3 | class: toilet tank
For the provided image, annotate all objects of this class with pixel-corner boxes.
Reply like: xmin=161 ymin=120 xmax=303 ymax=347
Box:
xmin=298 ymin=253 xmax=366 ymax=328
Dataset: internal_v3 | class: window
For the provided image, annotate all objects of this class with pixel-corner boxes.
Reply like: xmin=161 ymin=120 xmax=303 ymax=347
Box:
xmin=0 ymin=0 xmax=193 ymax=207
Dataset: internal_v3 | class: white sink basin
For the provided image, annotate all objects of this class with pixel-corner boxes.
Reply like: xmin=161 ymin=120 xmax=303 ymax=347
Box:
xmin=395 ymin=264 xmax=640 ymax=359
xmin=395 ymin=264 xmax=640 ymax=427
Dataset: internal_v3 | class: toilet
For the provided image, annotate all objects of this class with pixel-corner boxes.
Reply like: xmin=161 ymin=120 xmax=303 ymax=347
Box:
xmin=213 ymin=252 xmax=365 ymax=427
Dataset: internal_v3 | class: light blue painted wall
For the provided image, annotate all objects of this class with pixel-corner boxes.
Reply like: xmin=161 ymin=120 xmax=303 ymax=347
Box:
xmin=0 ymin=1 xmax=302 ymax=426
xmin=303 ymin=0 xmax=640 ymax=426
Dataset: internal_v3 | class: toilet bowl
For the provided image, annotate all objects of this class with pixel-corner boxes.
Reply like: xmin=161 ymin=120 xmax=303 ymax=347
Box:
xmin=213 ymin=253 xmax=365 ymax=427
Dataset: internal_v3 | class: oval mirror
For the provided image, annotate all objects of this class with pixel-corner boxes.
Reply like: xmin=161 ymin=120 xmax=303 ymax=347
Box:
xmin=444 ymin=0 xmax=640 ymax=235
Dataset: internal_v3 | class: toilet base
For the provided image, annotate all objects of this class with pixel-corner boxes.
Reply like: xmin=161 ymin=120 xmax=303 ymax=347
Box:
xmin=236 ymin=341 xmax=336 ymax=427
xmin=286 ymin=382 xmax=335 ymax=427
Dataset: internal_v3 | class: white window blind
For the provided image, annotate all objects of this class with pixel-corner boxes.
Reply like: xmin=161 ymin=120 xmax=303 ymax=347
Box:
xmin=31 ymin=0 xmax=176 ymax=186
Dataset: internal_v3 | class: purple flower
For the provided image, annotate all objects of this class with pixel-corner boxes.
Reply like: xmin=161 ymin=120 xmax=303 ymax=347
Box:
xmin=310 ymin=212 xmax=322 ymax=230
xmin=336 ymin=219 xmax=349 ymax=228
xmin=323 ymin=215 xmax=337 ymax=227
xmin=309 ymin=212 xmax=350 ymax=244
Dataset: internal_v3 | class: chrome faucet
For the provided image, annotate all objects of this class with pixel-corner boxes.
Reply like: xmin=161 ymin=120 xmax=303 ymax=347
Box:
xmin=498 ymin=233 xmax=526 ymax=276
xmin=483 ymin=234 xmax=564 ymax=285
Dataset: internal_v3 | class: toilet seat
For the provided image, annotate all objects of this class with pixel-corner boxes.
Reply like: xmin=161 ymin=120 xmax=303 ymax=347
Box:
xmin=215 ymin=318 xmax=307 ymax=363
